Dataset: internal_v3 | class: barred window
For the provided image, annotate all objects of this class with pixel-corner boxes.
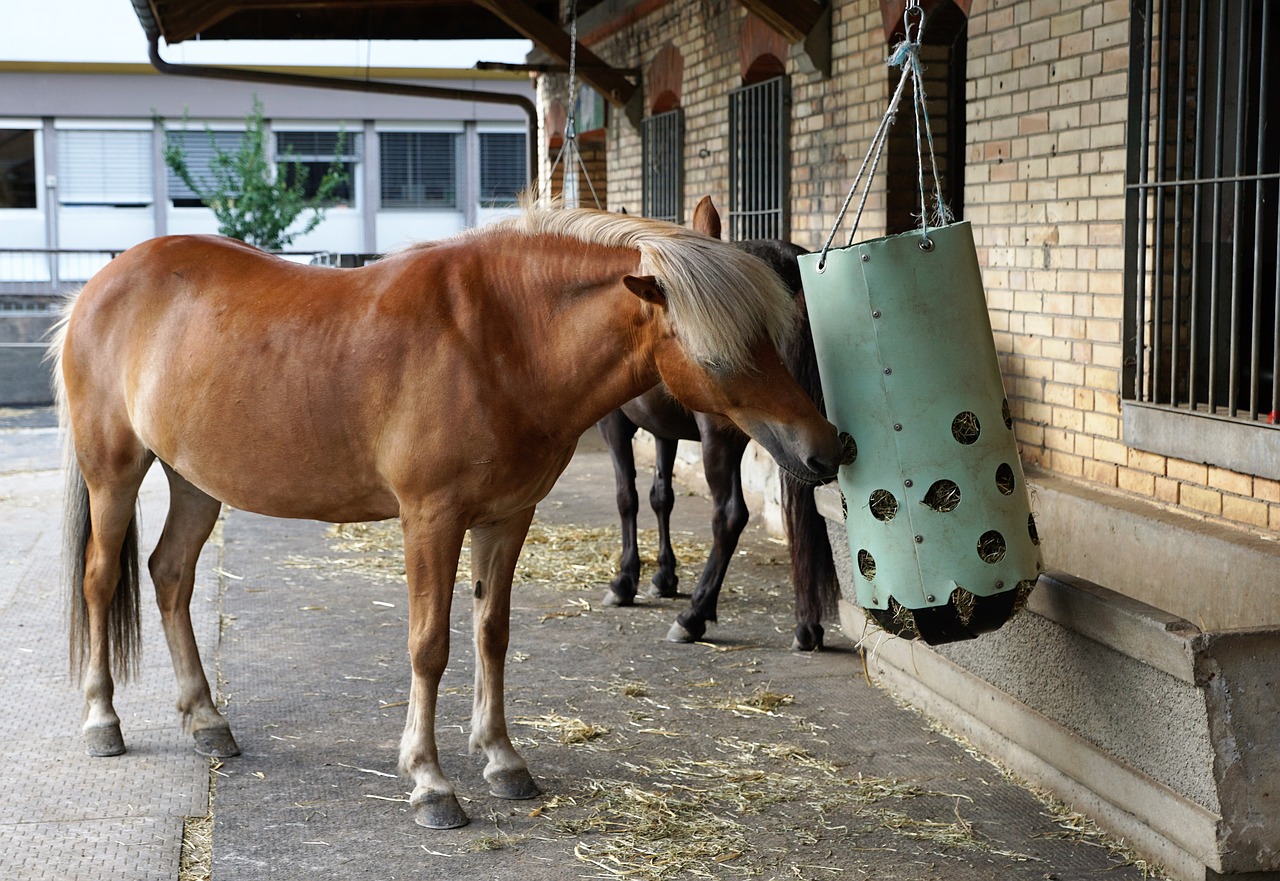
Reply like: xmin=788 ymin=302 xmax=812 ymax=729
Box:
xmin=276 ymin=131 xmax=359 ymax=207
xmin=478 ymin=131 xmax=527 ymax=208
xmin=380 ymin=131 xmax=461 ymax=209
xmin=727 ymin=76 xmax=789 ymax=241
xmin=642 ymin=109 xmax=683 ymax=223
xmin=1124 ymin=0 xmax=1278 ymax=473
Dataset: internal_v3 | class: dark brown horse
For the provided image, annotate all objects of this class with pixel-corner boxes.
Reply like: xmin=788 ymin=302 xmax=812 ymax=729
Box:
xmin=598 ymin=198 xmax=838 ymax=650
xmin=54 ymin=202 xmax=841 ymax=830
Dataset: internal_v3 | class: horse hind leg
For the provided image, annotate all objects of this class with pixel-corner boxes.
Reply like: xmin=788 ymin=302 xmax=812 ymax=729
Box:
xmin=68 ymin=448 xmax=150 ymax=757
xmin=645 ymin=435 xmax=681 ymax=599
xmin=149 ymin=464 xmax=239 ymax=757
xmin=597 ymin=410 xmax=642 ymax=607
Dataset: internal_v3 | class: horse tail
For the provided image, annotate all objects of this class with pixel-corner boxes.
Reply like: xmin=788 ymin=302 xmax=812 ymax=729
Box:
xmin=52 ymin=299 xmax=143 ymax=682
xmin=781 ymin=280 xmax=840 ymax=625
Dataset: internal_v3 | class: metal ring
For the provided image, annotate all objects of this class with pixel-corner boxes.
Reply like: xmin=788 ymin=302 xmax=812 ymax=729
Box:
xmin=919 ymin=236 xmax=934 ymax=252
xmin=815 ymin=259 xmax=827 ymax=274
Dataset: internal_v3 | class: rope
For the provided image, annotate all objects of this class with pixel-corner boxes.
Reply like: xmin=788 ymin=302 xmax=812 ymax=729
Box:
xmin=817 ymin=1 xmax=951 ymax=270
xmin=542 ymin=0 xmax=602 ymax=209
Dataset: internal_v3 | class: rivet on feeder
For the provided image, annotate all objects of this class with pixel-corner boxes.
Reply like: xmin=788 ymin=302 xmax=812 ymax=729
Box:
xmin=904 ymin=478 xmax=913 ymax=488
xmin=926 ymin=594 xmax=935 ymax=603
xmin=995 ymin=580 xmax=1005 ymax=590
xmin=914 ymin=534 xmax=924 ymax=543
xmin=893 ymin=422 xmax=903 ymax=431
xmin=872 ymin=309 xmax=882 ymax=318
xmin=884 ymin=366 xmax=892 ymax=375
xmin=861 ymin=253 xmax=870 ymax=262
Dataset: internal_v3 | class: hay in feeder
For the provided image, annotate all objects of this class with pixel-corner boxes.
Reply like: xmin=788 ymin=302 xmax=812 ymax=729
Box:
xmin=951 ymin=410 xmax=981 ymax=445
xmin=995 ymin=463 xmax=1016 ymax=496
xmin=868 ymin=488 xmax=899 ymax=521
xmin=976 ymin=529 xmax=1007 ymax=564
xmin=888 ymin=597 xmax=921 ymax=640
xmin=951 ymin=586 xmax=978 ymax=627
xmin=857 ymin=548 xmax=876 ymax=580
xmin=923 ymin=479 xmax=962 ymax=513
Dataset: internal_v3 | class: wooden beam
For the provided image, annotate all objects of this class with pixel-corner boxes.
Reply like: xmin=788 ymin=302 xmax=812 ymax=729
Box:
xmin=734 ymin=0 xmax=825 ymax=44
xmin=469 ymin=0 xmax=637 ymax=106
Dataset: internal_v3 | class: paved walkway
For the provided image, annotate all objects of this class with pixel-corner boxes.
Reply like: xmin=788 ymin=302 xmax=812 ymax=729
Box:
xmin=0 ymin=409 xmax=1165 ymax=880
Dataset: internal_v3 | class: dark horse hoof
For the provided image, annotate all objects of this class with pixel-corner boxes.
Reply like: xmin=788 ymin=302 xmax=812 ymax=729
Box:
xmin=487 ymin=768 xmax=541 ymax=800
xmin=791 ymin=623 xmax=825 ymax=652
xmin=84 ymin=724 xmax=126 ymax=757
xmin=666 ymin=616 xmax=706 ymax=643
xmin=645 ymin=573 xmax=680 ymax=599
xmin=412 ymin=792 xmax=470 ymax=829
xmin=194 ymin=726 xmax=241 ymax=758
xmin=602 ymin=588 xmax=634 ymax=608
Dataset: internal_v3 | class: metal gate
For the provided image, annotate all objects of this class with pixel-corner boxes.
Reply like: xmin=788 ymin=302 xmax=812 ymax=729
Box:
xmin=728 ymin=76 xmax=789 ymax=241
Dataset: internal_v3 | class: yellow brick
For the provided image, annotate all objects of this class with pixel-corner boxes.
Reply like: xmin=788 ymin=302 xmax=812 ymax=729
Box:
xmin=1208 ymin=467 xmax=1253 ymax=497
xmin=1166 ymin=459 xmax=1208 ymax=484
xmin=1051 ymin=450 xmax=1085 ymax=476
xmin=1094 ymin=437 xmax=1128 ymax=464
xmin=1256 ymin=478 xmax=1280 ymax=504
xmin=1128 ymin=448 xmax=1167 ymax=474
xmin=1085 ymin=459 xmax=1118 ymax=487
xmin=1083 ymin=412 xmax=1119 ymax=438
xmin=1118 ymin=466 xmax=1155 ymax=496
xmin=1180 ymin=484 xmax=1222 ymax=516
xmin=1222 ymin=496 xmax=1270 ymax=529
xmin=1154 ymin=477 xmax=1179 ymax=504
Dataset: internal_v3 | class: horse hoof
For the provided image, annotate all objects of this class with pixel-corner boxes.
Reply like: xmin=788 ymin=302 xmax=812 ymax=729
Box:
xmin=646 ymin=575 xmax=679 ymax=599
xmin=487 ymin=768 xmax=541 ymax=800
xmin=792 ymin=624 xmax=826 ymax=652
xmin=602 ymin=589 xmax=634 ymax=608
xmin=666 ymin=621 xmax=697 ymax=643
xmin=194 ymin=726 xmax=241 ymax=758
xmin=412 ymin=792 xmax=470 ymax=829
xmin=85 ymin=725 xmax=126 ymax=757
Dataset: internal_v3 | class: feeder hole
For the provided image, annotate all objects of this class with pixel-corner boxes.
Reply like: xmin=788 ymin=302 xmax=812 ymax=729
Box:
xmin=857 ymin=549 xmax=876 ymax=581
xmin=995 ymin=463 xmax=1016 ymax=495
xmin=1002 ymin=398 xmax=1013 ymax=429
xmin=1028 ymin=514 xmax=1041 ymax=546
xmin=977 ymin=530 xmax=1007 ymax=563
xmin=868 ymin=489 xmax=898 ymax=521
xmin=952 ymin=411 xmax=981 ymax=445
xmin=922 ymin=479 xmax=961 ymax=512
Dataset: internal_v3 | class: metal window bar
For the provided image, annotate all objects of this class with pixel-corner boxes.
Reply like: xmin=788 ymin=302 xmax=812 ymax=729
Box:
xmin=1125 ymin=0 xmax=1278 ymax=425
xmin=728 ymin=77 xmax=789 ymax=241
xmin=642 ymin=109 xmax=683 ymax=223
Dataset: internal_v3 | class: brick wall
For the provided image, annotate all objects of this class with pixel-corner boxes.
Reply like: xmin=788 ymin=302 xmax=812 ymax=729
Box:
xmin=551 ymin=0 xmax=1279 ymax=538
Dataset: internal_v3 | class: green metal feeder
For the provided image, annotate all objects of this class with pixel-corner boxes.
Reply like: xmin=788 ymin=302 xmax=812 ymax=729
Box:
xmin=800 ymin=222 xmax=1042 ymax=644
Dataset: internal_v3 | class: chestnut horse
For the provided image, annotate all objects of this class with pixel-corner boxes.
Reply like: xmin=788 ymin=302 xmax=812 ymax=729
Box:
xmin=54 ymin=203 xmax=841 ymax=830
xmin=599 ymin=198 xmax=838 ymax=650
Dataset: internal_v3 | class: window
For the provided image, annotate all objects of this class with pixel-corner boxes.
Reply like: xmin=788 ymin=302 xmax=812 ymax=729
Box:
xmin=642 ymin=109 xmax=683 ymax=223
xmin=275 ymin=131 xmax=359 ymax=207
xmin=1125 ymin=0 xmax=1278 ymax=431
xmin=0 ymin=129 xmax=37 ymax=209
xmin=57 ymin=130 xmax=152 ymax=208
xmin=478 ymin=131 xmax=527 ymax=208
xmin=165 ymin=129 xmax=245 ymax=208
xmin=727 ymin=76 xmax=788 ymax=240
xmin=380 ymin=131 xmax=461 ymax=209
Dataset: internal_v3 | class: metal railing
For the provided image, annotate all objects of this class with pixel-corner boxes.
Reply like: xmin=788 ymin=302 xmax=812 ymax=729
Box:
xmin=728 ymin=76 xmax=790 ymax=241
xmin=642 ymin=109 xmax=683 ymax=224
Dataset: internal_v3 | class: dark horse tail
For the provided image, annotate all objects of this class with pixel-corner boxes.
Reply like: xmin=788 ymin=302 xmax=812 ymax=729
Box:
xmin=53 ymin=312 xmax=142 ymax=682
xmin=780 ymin=291 xmax=840 ymax=628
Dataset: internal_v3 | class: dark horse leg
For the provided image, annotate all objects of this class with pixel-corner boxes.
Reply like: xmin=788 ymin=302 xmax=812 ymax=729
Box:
xmin=666 ymin=417 xmax=751 ymax=643
xmin=645 ymin=435 xmax=681 ymax=598
xmin=598 ymin=409 xmax=642 ymax=607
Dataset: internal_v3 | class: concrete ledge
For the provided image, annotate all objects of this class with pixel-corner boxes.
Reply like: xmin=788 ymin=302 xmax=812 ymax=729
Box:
xmin=820 ymin=482 xmax=1280 ymax=880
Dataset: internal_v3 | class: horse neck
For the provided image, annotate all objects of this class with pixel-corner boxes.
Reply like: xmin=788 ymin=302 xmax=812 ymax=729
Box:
xmin=478 ymin=235 xmax=664 ymax=439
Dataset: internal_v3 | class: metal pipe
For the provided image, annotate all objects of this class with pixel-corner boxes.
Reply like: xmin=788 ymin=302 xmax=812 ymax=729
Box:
xmin=145 ymin=35 xmax=538 ymax=196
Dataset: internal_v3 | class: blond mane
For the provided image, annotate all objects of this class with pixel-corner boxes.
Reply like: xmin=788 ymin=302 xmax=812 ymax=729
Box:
xmin=469 ymin=206 xmax=798 ymax=372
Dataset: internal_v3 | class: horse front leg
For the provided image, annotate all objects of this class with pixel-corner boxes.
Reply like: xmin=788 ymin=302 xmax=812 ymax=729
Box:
xmin=398 ymin=510 xmax=468 ymax=828
xmin=468 ymin=508 xmax=540 ymax=800
xmin=668 ymin=425 xmax=750 ymax=643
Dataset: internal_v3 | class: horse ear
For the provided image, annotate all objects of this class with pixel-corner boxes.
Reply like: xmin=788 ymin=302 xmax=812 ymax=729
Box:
xmin=623 ymin=275 xmax=667 ymax=309
xmin=692 ymin=196 xmax=722 ymax=240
